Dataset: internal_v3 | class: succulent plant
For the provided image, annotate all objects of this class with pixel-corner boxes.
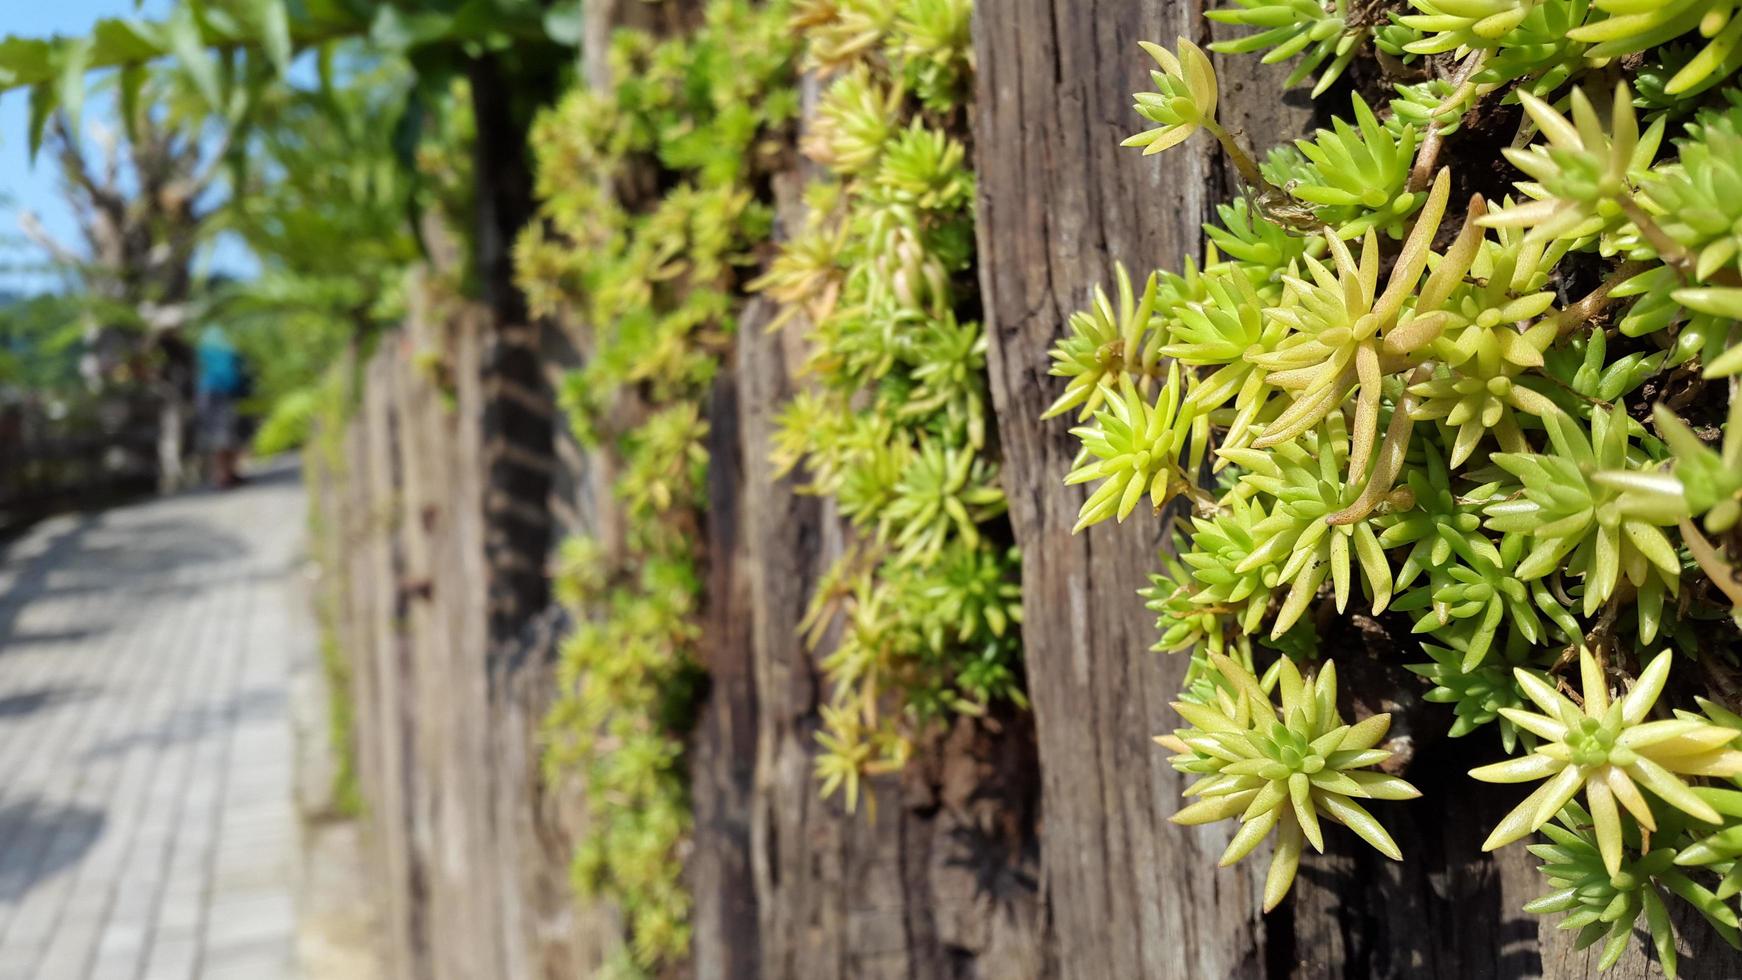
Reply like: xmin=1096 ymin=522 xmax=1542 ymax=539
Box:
xmin=1066 ymin=366 xmax=1205 ymax=531
xmin=1160 ymin=654 xmax=1420 ymax=910
xmin=1481 ymin=83 xmax=1665 ymax=247
xmin=1399 ymin=0 xmax=1540 ymax=55
xmin=1655 ymin=398 xmax=1742 ymax=533
xmin=1208 ymin=0 xmax=1367 ymax=96
xmin=1570 ymin=0 xmax=1742 ymax=96
xmin=1473 ymin=648 xmax=1742 ymax=875
xmin=1220 ymin=419 xmax=1395 ymax=636
xmin=1145 ymin=545 xmax=1238 ymax=655
xmin=1409 ymin=636 xmax=1538 ymax=751
xmin=1525 ymin=802 xmax=1740 ymax=977
xmin=1408 ymin=226 xmax=1566 ymax=466
xmin=1204 ymin=198 xmax=1319 ymax=284
xmin=1391 ymin=529 xmax=1573 ymax=670
xmin=525 ymin=2 xmax=799 ymax=969
xmin=1246 ymin=168 xmax=1454 ymax=467
xmin=1048 ymin=16 xmax=1742 ymax=964
xmin=1177 ymin=494 xmax=1283 ymax=638
xmin=1161 ymin=266 xmax=1286 ymax=454
xmin=758 ymin=0 xmax=1023 ymax=811
xmin=1485 ymin=403 xmax=1686 ymax=631
xmin=1124 ymin=38 xmax=1221 ymax=156
xmin=884 ymin=437 xmax=1007 ymax=565
xmin=1044 ymin=263 xmax=1162 ymax=422
xmin=1282 ymin=94 xmax=1426 ymax=239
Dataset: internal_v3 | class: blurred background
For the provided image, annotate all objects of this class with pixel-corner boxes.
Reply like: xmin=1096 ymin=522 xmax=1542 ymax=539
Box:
xmin=0 ymin=2 xmax=579 ymax=977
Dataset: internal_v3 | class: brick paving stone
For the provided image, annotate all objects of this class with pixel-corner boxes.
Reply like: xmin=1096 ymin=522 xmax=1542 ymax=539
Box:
xmin=0 ymin=466 xmax=309 ymax=979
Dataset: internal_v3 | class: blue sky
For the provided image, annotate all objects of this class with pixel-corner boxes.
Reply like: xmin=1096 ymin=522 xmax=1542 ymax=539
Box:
xmin=0 ymin=0 xmax=257 ymax=294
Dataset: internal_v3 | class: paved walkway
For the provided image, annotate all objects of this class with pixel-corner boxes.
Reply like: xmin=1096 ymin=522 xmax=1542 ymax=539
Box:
xmin=0 ymin=467 xmax=309 ymax=980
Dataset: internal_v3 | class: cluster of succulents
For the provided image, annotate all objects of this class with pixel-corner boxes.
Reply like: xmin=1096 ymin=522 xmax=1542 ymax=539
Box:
xmin=517 ymin=2 xmax=797 ymax=974
xmin=753 ymin=0 xmax=1025 ymax=809
xmin=1047 ymin=0 xmax=1742 ymax=967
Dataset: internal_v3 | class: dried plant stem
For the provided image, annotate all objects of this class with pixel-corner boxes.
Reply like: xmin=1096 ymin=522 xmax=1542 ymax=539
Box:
xmin=1409 ymin=52 xmax=1488 ymax=193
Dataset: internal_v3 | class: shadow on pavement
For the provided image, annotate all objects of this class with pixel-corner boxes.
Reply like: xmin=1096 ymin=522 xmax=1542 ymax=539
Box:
xmin=0 ymin=510 xmax=250 ymax=657
xmin=0 ymin=685 xmax=91 ymax=722
xmin=0 ymin=799 xmax=105 ymax=904
xmin=82 ymin=684 xmax=286 ymax=760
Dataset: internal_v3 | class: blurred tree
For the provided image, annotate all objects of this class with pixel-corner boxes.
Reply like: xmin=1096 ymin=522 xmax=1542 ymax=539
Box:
xmin=18 ymin=70 xmax=239 ymax=488
xmin=216 ymin=56 xmax=437 ymax=453
xmin=0 ymin=0 xmax=575 ymax=319
xmin=0 ymin=292 xmax=85 ymax=393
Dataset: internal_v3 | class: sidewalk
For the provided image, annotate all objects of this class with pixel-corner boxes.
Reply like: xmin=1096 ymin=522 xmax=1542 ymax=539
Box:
xmin=0 ymin=466 xmax=308 ymax=979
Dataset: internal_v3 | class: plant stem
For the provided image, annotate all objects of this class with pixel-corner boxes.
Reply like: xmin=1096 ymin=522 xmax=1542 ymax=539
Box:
xmin=1205 ymin=118 xmax=1271 ymax=193
xmin=1617 ymin=195 xmax=1700 ymax=276
xmin=1551 ymin=261 xmax=1645 ymax=337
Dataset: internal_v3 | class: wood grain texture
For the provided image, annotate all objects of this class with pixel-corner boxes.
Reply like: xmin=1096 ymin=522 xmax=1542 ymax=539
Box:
xmin=973 ymin=3 xmax=1283 ymax=977
xmin=690 ymin=321 xmax=763 ymax=980
xmin=314 ymin=302 xmax=623 ymax=980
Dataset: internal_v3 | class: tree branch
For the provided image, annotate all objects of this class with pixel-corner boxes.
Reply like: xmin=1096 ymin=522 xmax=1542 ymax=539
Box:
xmin=17 ymin=211 xmax=83 ymax=268
xmin=50 ymin=115 xmax=128 ymax=230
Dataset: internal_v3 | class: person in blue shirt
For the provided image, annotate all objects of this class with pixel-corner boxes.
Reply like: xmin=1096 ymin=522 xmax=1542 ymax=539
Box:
xmin=195 ymin=326 xmax=250 ymax=488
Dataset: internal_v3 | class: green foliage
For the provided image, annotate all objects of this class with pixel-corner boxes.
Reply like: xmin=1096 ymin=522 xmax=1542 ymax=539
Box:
xmin=754 ymin=0 xmax=1024 ymax=811
xmin=251 ymin=385 xmax=319 ymax=457
xmin=1066 ymin=366 xmax=1204 ymax=532
xmin=1488 ymin=404 xmax=1684 ymax=630
xmin=1050 ymin=0 xmax=1742 ymax=964
xmin=1124 ymin=39 xmax=1221 ymax=156
xmin=1656 ymin=398 xmax=1742 ymax=533
xmin=1207 ymin=0 xmax=1368 ymax=97
xmin=543 ymin=574 xmax=703 ymax=972
xmin=0 ymin=0 xmax=570 ymax=157
xmin=222 ymin=54 xmax=448 ymax=455
xmin=524 ymin=3 xmax=796 ymax=974
xmin=1272 ymin=94 xmax=1426 ymax=239
xmin=1409 ymin=637 xmax=1535 ymax=752
xmin=1525 ymin=802 xmax=1739 ymax=973
xmin=1222 ymin=417 xmax=1394 ymax=637
xmin=0 ymin=293 xmax=85 ymax=393
xmin=1044 ymin=264 xmax=1162 ymax=421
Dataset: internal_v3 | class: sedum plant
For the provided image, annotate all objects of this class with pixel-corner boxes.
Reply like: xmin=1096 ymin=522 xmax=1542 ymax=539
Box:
xmin=1159 ymin=653 xmax=1419 ymax=910
xmin=754 ymin=0 xmax=1025 ymax=810
xmin=1525 ymin=802 xmax=1741 ymax=972
xmin=521 ymin=2 xmax=797 ymax=975
xmin=1472 ymin=648 xmax=1742 ymax=875
xmin=1045 ymin=0 xmax=1742 ymax=967
xmin=1486 ymin=403 xmax=1684 ymax=634
xmin=1065 ymin=365 xmax=1205 ymax=532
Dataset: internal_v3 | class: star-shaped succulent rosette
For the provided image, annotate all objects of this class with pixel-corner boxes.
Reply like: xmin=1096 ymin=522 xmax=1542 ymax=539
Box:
xmin=1472 ymin=648 xmax=1742 ymax=875
xmin=1158 ymin=653 xmax=1420 ymax=910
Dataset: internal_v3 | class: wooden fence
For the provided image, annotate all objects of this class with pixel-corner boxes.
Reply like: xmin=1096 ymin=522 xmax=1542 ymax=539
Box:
xmin=0 ymin=391 xmax=160 ymax=534
xmin=306 ymin=2 xmax=1742 ymax=978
